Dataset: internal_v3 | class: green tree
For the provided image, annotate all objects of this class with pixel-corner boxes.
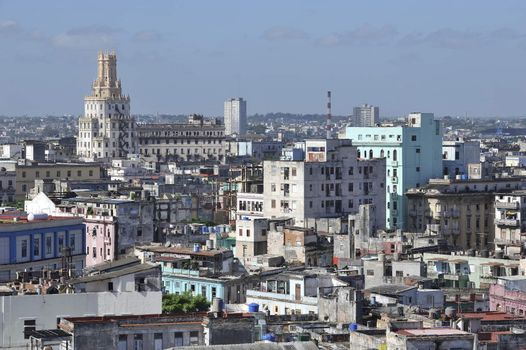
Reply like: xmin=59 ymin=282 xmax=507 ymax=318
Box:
xmin=162 ymin=292 xmax=210 ymax=313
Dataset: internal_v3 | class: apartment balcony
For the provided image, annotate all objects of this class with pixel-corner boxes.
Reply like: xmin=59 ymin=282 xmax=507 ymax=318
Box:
xmin=391 ymin=209 xmax=398 ymax=216
xmin=480 ymin=276 xmax=498 ymax=285
xmin=391 ymin=177 xmax=398 ymax=184
xmin=391 ymin=161 xmax=399 ymax=167
xmin=495 ymin=201 xmax=519 ymax=210
xmin=495 ymin=219 xmax=520 ymax=227
xmin=443 ymin=273 xmax=461 ymax=281
xmin=494 ymin=238 xmax=523 ymax=247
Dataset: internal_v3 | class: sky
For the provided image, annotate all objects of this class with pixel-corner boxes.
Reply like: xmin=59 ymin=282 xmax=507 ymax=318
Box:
xmin=1 ymin=1 xmax=526 ymax=118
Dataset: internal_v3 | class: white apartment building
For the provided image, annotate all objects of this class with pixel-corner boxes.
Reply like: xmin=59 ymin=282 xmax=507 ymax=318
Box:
xmin=352 ymin=104 xmax=379 ymax=127
xmin=442 ymin=138 xmax=481 ymax=178
xmin=224 ymin=98 xmax=247 ymax=136
xmin=494 ymin=191 xmax=526 ymax=258
xmin=77 ymin=52 xmax=137 ymax=161
xmin=263 ymin=139 xmax=386 ymax=228
xmin=0 ymin=291 xmax=161 ymax=350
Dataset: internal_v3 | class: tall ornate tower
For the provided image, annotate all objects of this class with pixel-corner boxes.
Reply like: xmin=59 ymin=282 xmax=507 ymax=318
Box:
xmin=77 ymin=51 xmax=137 ymax=161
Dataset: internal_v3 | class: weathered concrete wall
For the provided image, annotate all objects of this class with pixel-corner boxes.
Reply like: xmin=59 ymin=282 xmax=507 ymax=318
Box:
xmin=205 ymin=316 xmax=255 ymax=345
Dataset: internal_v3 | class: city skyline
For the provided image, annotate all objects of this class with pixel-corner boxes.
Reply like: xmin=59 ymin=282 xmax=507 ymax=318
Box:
xmin=2 ymin=1 xmax=526 ymax=117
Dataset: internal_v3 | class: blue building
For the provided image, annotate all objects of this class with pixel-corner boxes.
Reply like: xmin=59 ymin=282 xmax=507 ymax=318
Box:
xmin=344 ymin=113 xmax=443 ymax=229
xmin=0 ymin=214 xmax=85 ymax=282
xmin=156 ymin=255 xmax=251 ymax=304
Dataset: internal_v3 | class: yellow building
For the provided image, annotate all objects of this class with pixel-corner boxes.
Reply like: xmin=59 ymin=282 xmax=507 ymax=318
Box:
xmin=407 ymin=178 xmax=525 ymax=251
xmin=15 ymin=163 xmax=102 ymax=200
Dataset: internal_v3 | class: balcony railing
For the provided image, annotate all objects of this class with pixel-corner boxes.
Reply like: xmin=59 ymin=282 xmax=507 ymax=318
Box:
xmin=495 ymin=201 xmax=519 ymax=210
xmin=391 ymin=177 xmax=398 ymax=183
xmin=495 ymin=219 xmax=520 ymax=227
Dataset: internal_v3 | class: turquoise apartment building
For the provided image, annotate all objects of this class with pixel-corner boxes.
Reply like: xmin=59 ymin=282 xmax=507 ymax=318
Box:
xmin=344 ymin=113 xmax=443 ymax=229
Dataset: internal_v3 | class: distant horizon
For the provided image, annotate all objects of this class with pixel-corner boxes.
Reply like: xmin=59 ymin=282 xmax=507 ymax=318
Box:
xmin=0 ymin=112 xmax=523 ymax=120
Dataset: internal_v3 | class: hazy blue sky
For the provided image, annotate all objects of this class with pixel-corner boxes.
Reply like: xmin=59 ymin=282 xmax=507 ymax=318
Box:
xmin=2 ymin=1 xmax=526 ymax=118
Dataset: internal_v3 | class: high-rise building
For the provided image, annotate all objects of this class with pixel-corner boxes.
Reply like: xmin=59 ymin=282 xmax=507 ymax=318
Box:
xmin=344 ymin=113 xmax=443 ymax=229
xmin=352 ymin=104 xmax=379 ymax=127
xmin=224 ymin=98 xmax=247 ymax=136
xmin=263 ymin=139 xmax=386 ymax=228
xmin=77 ymin=52 xmax=137 ymax=161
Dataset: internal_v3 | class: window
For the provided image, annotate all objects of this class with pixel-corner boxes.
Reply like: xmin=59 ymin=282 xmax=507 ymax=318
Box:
xmin=366 ymin=269 xmax=374 ymax=276
xmin=108 ymin=282 xmax=114 ymax=291
xmin=134 ymin=334 xmax=143 ymax=350
xmin=23 ymin=319 xmax=36 ymax=339
xmin=211 ymin=287 xmax=217 ymax=298
xmin=411 ymin=135 xmax=417 ymax=141
xmin=46 ymin=236 xmax=52 ymax=255
xmin=201 ymin=286 xmax=207 ymax=297
xmin=190 ymin=331 xmax=199 ymax=345
xmin=77 ymin=170 xmax=82 ymax=177
xmin=154 ymin=333 xmax=163 ymax=350
xmin=174 ymin=332 xmax=184 ymax=346
xmin=271 ymin=200 xmax=276 ymax=208
xmin=21 ymin=239 xmax=28 ymax=258
xmin=89 ymin=170 xmax=94 ymax=176
xmin=22 ymin=171 xmax=26 ymax=178
xmin=416 ymin=167 xmax=420 ymax=172
xmin=238 ymin=229 xmax=242 ymax=236
xmin=35 ymin=171 xmax=40 ymax=178
xmin=67 ymin=170 xmax=71 ymax=177
xmin=22 ymin=184 xmax=27 ymax=192
xmin=246 ymin=229 xmax=250 ymax=237
xmin=33 ymin=237 xmax=40 ymax=257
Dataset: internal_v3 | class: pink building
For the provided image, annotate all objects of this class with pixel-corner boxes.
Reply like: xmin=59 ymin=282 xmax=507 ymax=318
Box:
xmin=489 ymin=276 xmax=526 ymax=316
xmin=84 ymin=216 xmax=117 ymax=267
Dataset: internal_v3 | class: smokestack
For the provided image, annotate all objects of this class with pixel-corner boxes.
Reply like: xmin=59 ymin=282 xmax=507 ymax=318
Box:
xmin=326 ymin=91 xmax=332 ymax=139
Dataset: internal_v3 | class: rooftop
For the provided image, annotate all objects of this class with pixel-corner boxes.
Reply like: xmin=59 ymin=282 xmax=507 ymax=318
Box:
xmin=138 ymin=245 xmax=232 ymax=258
xmin=458 ymin=311 xmax=526 ymax=322
xmin=396 ymin=328 xmax=472 ymax=337
xmin=70 ymin=262 xmax=158 ymax=284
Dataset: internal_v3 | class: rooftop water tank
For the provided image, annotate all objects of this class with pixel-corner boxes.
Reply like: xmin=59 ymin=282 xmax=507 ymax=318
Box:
xmin=349 ymin=323 xmax=358 ymax=332
xmin=193 ymin=243 xmax=200 ymax=253
xmin=28 ymin=213 xmax=48 ymax=221
xmin=248 ymin=303 xmax=259 ymax=313
xmin=261 ymin=333 xmax=276 ymax=342
xmin=211 ymin=297 xmax=224 ymax=312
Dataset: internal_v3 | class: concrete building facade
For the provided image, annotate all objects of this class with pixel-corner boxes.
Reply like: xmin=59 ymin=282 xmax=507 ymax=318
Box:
xmin=137 ymin=115 xmax=226 ymax=164
xmin=77 ymin=52 xmax=137 ymax=161
xmin=352 ymin=104 xmax=379 ymax=127
xmin=344 ymin=112 xmax=443 ymax=229
xmin=494 ymin=191 xmax=526 ymax=258
xmin=407 ymin=178 xmax=525 ymax=251
xmin=263 ymin=139 xmax=386 ymax=228
xmin=442 ymin=138 xmax=480 ymax=179
xmin=0 ymin=215 xmax=85 ymax=282
xmin=224 ymin=98 xmax=247 ymax=136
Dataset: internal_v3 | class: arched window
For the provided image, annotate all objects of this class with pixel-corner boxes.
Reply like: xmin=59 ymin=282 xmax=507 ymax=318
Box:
xmin=380 ymin=149 xmax=385 ymax=158
xmin=357 ymin=150 xmax=361 ymax=158
xmin=369 ymin=150 xmax=373 ymax=159
xmin=393 ymin=150 xmax=398 ymax=161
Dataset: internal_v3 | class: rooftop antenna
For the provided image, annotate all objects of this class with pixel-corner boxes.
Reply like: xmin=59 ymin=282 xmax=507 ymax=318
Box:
xmin=326 ymin=91 xmax=332 ymax=139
